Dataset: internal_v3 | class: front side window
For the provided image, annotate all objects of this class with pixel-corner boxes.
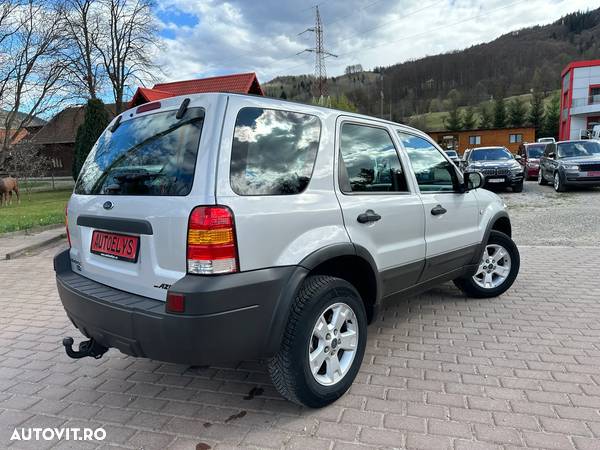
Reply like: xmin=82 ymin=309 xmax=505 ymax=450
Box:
xmin=469 ymin=135 xmax=481 ymax=145
xmin=339 ymin=123 xmax=408 ymax=193
xmin=509 ymin=134 xmax=523 ymax=144
xmin=75 ymin=108 xmax=205 ymax=196
xmin=230 ymin=108 xmax=321 ymax=195
xmin=398 ymin=132 xmax=458 ymax=192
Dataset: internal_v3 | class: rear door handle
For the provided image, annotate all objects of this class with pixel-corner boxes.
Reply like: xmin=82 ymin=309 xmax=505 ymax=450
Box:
xmin=357 ymin=209 xmax=381 ymax=224
xmin=431 ymin=204 xmax=447 ymax=216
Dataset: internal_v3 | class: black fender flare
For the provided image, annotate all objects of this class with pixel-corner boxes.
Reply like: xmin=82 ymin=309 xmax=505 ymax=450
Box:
xmin=262 ymin=243 xmax=381 ymax=356
xmin=471 ymin=211 xmax=511 ymax=265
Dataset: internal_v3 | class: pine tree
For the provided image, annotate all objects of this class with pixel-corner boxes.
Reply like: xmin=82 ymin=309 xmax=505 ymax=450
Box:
xmin=280 ymin=89 xmax=287 ymax=100
xmin=445 ymin=103 xmax=462 ymax=131
xmin=507 ymin=98 xmax=527 ymax=127
xmin=493 ymin=97 xmax=507 ymax=128
xmin=479 ymin=105 xmax=493 ymax=129
xmin=72 ymin=99 xmax=110 ymax=180
xmin=542 ymin=93 xmax=560 ymax=139
xmin=528 ymin=91 xmax=544 ymax=138
xmin=462 ymin=106 xmax=476 ymax=130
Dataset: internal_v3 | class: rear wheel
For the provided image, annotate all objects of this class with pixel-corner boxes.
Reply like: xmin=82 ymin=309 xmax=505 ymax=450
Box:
xmin=454 ymin=231 xmax=520 ymax=298
xmin=554 ymin=171 xmax=567 ymax=192
xmin=538 ymin=169 xmax=547 ymax=185
xmin=268 ymin=276 xmax=367 ymax=408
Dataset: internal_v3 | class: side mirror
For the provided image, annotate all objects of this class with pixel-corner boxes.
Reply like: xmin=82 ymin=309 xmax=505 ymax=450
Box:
xmin=548 ymin=152 xmax=555 ymax=159
xmin=514 ymin=154 xmax=522 ymax=161
xmin=463 ymin=171 xmax=484 ymax=191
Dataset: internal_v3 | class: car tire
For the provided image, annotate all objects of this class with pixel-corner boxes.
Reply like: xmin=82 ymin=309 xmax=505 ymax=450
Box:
xmin=512 ymin=182 xmax=523 ymax=193
xmin=454 ymin=230 xmax=520 ymax=299
xmin=554 ymin=171 xmax=567 ymax=192
xmin=538 ymin=169 xmax=547 ymax=185
xmin=268 ymin=275 xmax=367 ymax=408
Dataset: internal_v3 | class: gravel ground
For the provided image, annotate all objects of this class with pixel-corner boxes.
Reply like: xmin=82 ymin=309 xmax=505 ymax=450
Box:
xmin=494 ymin=181 xmax=600 ymax=247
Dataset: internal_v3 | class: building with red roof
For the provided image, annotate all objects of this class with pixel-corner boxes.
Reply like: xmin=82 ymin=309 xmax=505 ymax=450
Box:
xmin=130 ymin=72 xmax=263 ymax=107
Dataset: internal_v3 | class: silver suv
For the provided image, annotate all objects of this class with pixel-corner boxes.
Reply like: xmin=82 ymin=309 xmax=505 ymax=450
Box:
xmin=55 ymin=93 xmax=520 ymax=407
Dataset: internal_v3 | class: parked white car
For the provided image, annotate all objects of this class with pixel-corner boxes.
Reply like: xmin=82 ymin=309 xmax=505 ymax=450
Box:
xmin=56 ymin=93 xmax=520 ymax=407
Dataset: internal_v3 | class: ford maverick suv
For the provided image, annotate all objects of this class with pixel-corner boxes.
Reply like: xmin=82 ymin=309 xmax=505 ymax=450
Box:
xmin=55 ymin=93 xmax=520 ymax=408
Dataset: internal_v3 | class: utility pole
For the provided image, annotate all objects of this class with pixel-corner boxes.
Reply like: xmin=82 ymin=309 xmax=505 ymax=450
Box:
xmin=380 ymin=72 xmax=384 ymax=118
xmin=298 ymin=6 xmax=337 ymax=104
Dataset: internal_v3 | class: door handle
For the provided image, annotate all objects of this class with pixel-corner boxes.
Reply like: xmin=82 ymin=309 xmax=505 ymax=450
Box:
xmin=357 ymin=209 xmax=381 ymax=224
xmin=431 ymin=204 xmax=447 ymax=216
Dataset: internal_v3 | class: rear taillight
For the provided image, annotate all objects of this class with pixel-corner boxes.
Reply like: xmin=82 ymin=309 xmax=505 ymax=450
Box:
xmin=65 ymin=203 xmax=71 ymax=248
xmin=187 ymin=206 xmax=238 ymax=275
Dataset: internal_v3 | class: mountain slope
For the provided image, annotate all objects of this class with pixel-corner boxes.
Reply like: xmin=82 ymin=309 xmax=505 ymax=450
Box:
xmin=264 ymin=8 xmax=600 ymax=126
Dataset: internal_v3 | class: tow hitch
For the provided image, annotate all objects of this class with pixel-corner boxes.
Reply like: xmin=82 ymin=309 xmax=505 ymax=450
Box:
xmin=62 ymin=337 xmax=108 ymax=359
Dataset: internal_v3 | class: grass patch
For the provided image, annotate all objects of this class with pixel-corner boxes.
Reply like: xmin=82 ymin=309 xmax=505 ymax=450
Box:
xmin=0 ymin=189 xmax=71 ymax=233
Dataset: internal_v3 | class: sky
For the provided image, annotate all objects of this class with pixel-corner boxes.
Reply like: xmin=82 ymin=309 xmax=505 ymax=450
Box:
xmin=153 ymin=0 xmax=597 ymax=84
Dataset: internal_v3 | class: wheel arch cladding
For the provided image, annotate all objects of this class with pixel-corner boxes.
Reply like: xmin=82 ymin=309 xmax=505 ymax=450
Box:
xmin=264 ymin=243 xmax=381 ymax=355
xmin=491 ymin=215 xmax=511 ymax=237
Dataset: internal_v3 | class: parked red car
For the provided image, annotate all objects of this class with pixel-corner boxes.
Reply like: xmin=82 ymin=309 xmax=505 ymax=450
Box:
xmin=518 ymin=143 xmax=546 ymax=180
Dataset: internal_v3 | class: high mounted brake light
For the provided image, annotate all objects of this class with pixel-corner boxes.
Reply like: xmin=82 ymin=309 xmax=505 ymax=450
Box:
xmin=187 ymin=206 xmax=238 ymax=275
xmin=136 ymin=101 xmax=161 ymax=114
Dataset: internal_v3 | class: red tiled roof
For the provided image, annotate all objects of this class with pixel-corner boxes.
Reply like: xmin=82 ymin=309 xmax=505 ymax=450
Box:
xmin=130 ymin=73 xmax=263 ymax=107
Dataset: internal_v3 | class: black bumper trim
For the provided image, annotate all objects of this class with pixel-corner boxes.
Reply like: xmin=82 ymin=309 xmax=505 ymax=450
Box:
xmin=54 ymin=249 xmax=296 ymax=365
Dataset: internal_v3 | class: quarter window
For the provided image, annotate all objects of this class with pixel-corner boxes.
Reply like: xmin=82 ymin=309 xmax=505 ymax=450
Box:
xmin=509 ymin=134 xmax=523 ymax=143
xmin=230 ymin=108 xmax=321 ymax=196
xmin=338 ymin=123 xmax=408 ymax=193
xmin=469 ymin=135 xmax=481 ymax=145
xmin=397 ymin=132 xmax=458 ymax=192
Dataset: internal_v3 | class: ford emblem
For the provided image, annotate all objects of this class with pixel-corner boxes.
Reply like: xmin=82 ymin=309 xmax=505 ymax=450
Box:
xmin=103 ymin=201 xmax=113 ymax=210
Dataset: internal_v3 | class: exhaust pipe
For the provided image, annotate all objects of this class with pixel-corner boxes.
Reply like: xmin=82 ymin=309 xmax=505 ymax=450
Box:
xmin=62 ymin=337 xmax=108 ymax=360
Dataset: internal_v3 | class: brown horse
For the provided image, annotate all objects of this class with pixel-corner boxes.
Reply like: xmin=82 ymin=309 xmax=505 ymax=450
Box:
xmin=0 ymin=177 xmax=19 ymax=206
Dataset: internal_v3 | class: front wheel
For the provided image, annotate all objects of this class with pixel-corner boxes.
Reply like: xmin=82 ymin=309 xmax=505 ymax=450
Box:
xmin=554 ymin=171 xmax=567 ymax=192
xmin=538 ymin=169 xmax=547 ymax=185
xmin=268 ymin=276 xmax=367 ymax=408
xmin=512 ymin=181 xmax=523 ymax=193
xmin=454 ymin=231 xmax=520 ymax=298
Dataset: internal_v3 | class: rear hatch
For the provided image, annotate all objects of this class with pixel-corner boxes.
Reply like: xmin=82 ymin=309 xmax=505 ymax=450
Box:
xmin=67 ymin=95 xmax=223 ymax=300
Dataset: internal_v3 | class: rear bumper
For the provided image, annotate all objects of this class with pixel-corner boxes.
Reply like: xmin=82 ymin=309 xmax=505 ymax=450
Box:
xmin=54 ymin=249 xmax=297 ymax=365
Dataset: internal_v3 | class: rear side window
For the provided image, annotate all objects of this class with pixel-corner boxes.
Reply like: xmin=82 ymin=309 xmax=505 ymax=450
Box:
xmin=230 ymin=107 xmax=321 ymax=195
xmin=75 ymin=108 xmax=204 ymax=196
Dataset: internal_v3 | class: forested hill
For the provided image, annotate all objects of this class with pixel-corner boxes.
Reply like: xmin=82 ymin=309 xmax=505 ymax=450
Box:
xmin=264 ymin=8 xmax=600 ymax=121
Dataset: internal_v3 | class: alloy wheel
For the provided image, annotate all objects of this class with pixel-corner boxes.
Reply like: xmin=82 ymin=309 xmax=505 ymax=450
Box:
xmin=473 ymin=244 xmax=512 ymax=289
xmin=554 ymin=172 xmax=560 ymax=191
xmin=308 ymin=302 xmax=359 ymax=386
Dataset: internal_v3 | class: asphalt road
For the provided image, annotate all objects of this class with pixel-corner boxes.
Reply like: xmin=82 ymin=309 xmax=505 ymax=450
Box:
xmin=495 ymin=181 xmax=600 ymax=247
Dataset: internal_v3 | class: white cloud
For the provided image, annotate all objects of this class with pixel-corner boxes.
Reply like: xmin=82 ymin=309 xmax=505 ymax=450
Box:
xmin=154 ymin=0 xmax=598 ymax=83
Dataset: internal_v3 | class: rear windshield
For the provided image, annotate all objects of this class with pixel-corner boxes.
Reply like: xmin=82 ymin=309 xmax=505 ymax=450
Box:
xmin=75 ymin=108 xmax=204 ymax=196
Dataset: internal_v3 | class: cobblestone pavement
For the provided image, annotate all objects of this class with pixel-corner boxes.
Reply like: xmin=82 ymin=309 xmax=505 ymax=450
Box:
xmin=1 ymin=243 xmax=600 ymax=449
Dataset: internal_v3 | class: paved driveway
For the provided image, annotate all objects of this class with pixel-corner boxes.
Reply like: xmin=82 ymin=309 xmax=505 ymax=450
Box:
xmin=1 ymin=241 xmax=600 ymax=450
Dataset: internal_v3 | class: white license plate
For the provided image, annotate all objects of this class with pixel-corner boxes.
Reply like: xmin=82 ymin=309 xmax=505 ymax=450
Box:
xmin=487 ymin=178 xmax=504 ymax=183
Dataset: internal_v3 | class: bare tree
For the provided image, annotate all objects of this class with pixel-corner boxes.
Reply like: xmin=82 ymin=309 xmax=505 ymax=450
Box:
xmin=0 ymin=0 xmax=71 ymax=164
xmin=64 ymin=0 xmax=103 ymax=99
xmin=8 ymin=141 xmax=52 ymax=197
xmin=95 ymin=0 xmax=159 ymax=113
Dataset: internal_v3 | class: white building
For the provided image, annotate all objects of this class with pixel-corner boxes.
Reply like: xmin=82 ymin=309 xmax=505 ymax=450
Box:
xmin=560 ymin=59 xmax=600 ymax=140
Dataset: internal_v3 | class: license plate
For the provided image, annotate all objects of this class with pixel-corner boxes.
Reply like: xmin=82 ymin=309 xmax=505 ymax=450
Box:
xmin=487 ymin=178 xmax=504 ymax=183
xmin=91 ymin=230 xmax=139 ymax=263
xmin=587 ymin=171 xmax=600 ymax=177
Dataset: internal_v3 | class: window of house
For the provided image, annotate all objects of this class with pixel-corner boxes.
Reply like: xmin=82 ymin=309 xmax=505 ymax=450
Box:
xmin=339 ymin=123 xmax=408 ymax=193
xmin=397 ymin=132 xmax=458 ymax=192
xmin=230 ymin=107 xmax=321 ymax=196
xmin=469 ymin=135 xmax=481 ymax=145
xmin=509 ymin=134 xmax=523 ymax=144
